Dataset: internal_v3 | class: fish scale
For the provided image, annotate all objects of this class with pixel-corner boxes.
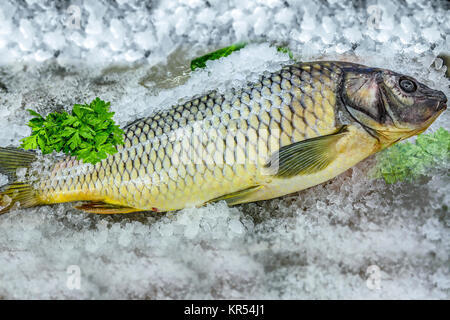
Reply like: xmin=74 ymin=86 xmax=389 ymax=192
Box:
xmin=32 ymin=61 xmax=341 ymax=212
xmin=2 ymin=59 xmax=447 ymax=214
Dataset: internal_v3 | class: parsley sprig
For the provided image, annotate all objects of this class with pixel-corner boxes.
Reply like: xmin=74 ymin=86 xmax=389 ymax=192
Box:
xmin=373 ymin=127 xmax=450 ymax=184
xmin=20 ymin=98 xmax=125 ymax=164
xmin=190 ymin=43 xmax=294 ymax=71
xmin=190 ymin=42 xmax=247 ymax=71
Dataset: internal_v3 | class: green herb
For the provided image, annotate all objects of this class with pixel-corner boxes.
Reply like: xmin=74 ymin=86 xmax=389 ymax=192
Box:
xmin=372 ymin=127 xmax=450 ymax=184
xmin=277 ymin=46 xmax=294 ymax=59
xmin=190 ymin=42 xmax=295 ymax=71
xmin=20 ymin=98 xmax=125 ymax=164
xmin=190 ymin=42 xmax=247 ymax=71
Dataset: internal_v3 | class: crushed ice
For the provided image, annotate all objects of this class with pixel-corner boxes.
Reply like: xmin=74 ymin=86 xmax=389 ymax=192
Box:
xmin=0 ymin=0 xmax=448 ymax=299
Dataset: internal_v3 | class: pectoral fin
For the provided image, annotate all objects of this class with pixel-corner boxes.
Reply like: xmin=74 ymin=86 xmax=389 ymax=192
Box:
xmin=74 ymin=201 xmax=141 ymax=214
xmin=264 ymin=126 xmax=348 ymax=178
xmin=208 ymin=185 xmax=263 ymax=206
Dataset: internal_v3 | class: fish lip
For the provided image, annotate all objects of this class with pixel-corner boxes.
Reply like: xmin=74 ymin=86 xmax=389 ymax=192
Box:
xmin=437 ymin=101 xmax=447 ymax=111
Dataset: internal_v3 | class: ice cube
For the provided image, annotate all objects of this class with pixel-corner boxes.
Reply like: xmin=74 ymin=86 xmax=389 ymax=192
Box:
xmin=422 ymin=27 xmax=442 ymax=43
xmin=0 ymin=173 xmax=8 ymax=186
xmin=228 ymin=219 xmax=244 ymax=235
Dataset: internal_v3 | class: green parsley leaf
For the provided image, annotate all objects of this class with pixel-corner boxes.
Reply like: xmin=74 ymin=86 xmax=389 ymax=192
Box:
xmin=277 ymin=46 xmax=294 ymax=59
xmin=190 ymin=42 xmax=247 ymax=71
xmin=372 ymin=127 xmax=450 ymax=184
xmin=190 ymin=42 xmax=294 ymax=71
xmin=20 ymin=98 xmax=125 ymax=165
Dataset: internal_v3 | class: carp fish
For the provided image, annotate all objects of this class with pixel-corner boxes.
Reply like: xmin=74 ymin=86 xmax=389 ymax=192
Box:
xmin=0 ymin=61 xmax=447 ymax=214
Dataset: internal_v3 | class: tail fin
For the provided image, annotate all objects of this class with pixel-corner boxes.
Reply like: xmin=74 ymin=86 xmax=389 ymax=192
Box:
xmin=0 ymin=147 xmax=39 ymax=214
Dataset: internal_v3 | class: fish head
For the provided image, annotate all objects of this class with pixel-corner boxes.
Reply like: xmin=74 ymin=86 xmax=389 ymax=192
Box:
xmin=341 ymin=66 xmax=447 ymax=148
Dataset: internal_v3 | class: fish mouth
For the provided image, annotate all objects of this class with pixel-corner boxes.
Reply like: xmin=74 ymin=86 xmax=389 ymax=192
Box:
xmin=437 ymin=101 xmax=447 ymax=111
xmin=412 ymin=101 xmax=447 ymax=137
xmin=366 ymin=100 xmax=446 ymax=146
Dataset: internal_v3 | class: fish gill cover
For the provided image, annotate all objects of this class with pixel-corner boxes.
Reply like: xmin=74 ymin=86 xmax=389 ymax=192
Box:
xmin=0 ymin=0 xmax=449 ymax=299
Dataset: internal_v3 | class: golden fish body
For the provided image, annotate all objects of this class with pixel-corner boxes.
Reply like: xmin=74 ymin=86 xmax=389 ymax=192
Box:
xmin=37 ymin=62 xmax=376 ymax=212
xmin=0 ymin=61 xmax=446 ymax=214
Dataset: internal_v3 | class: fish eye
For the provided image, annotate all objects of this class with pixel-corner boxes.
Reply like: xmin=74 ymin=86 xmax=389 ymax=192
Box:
xmin=399 ymin=77 xmax=417 ymax=93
